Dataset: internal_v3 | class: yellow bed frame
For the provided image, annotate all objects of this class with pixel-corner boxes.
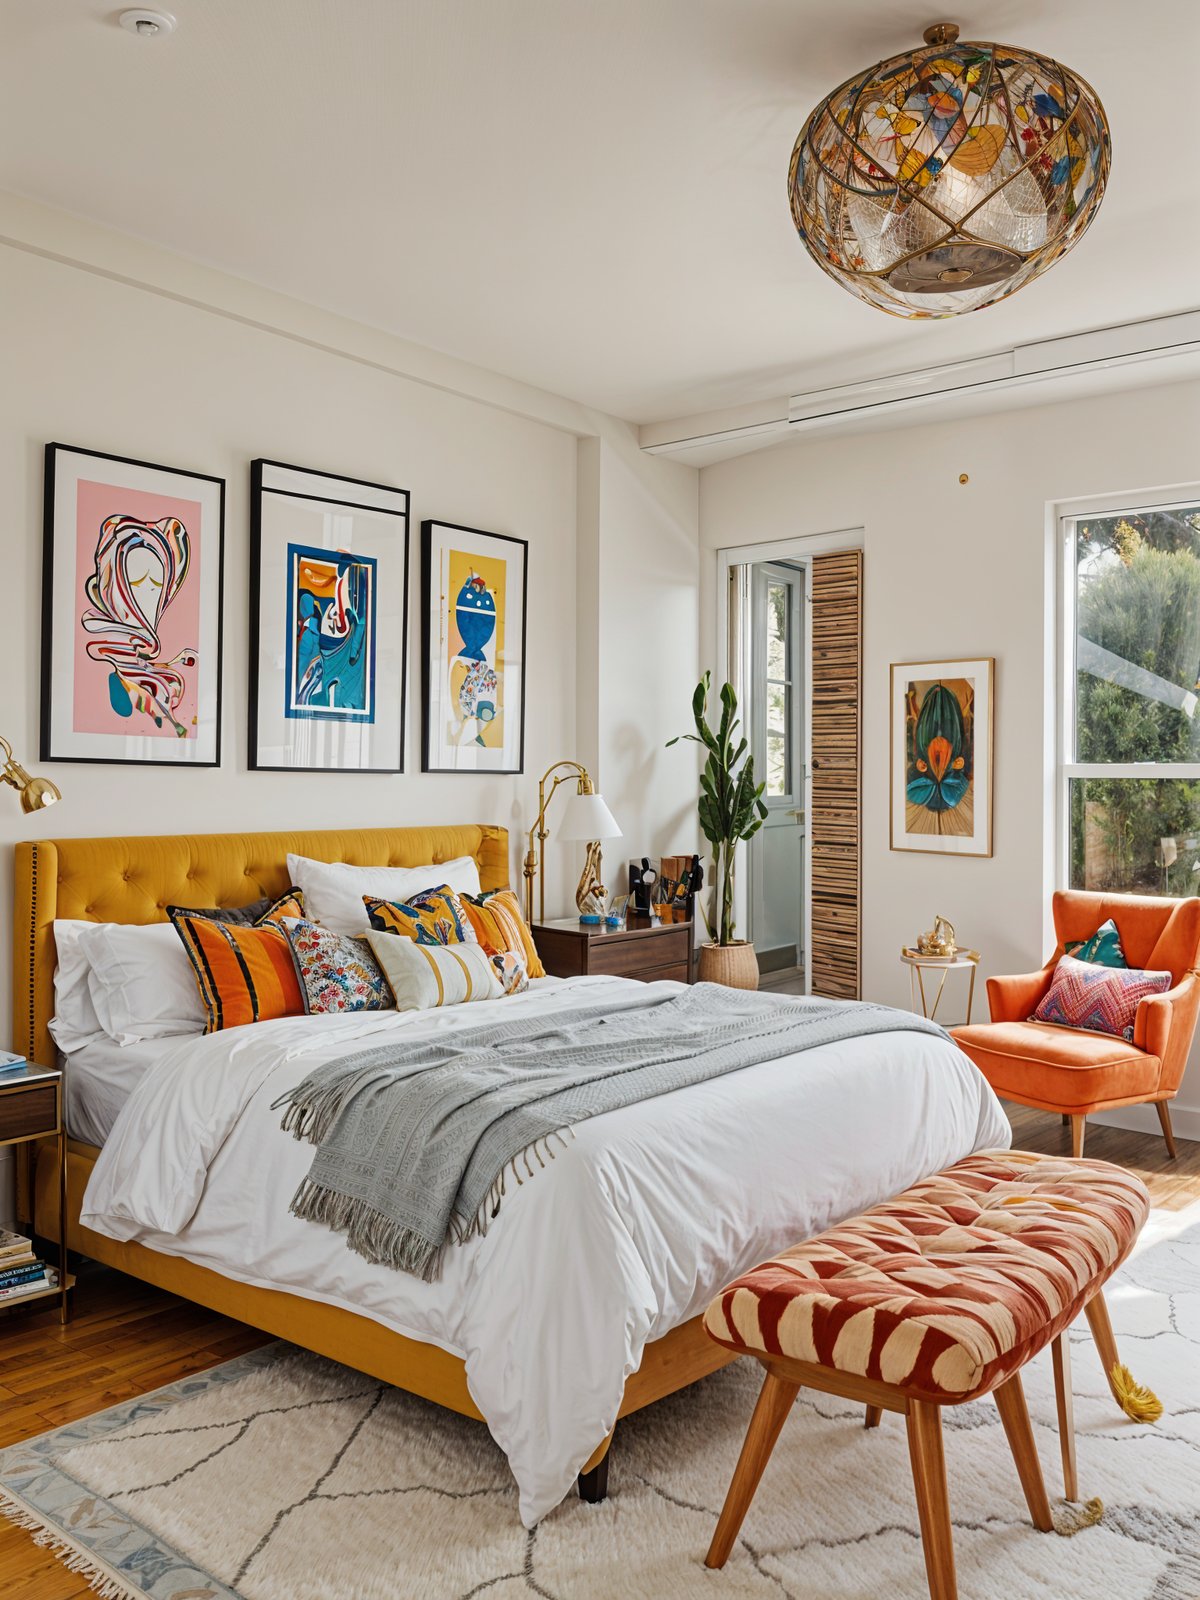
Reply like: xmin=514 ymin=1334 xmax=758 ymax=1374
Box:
xmin=12 ymin=823 xmax=734 ymax=1489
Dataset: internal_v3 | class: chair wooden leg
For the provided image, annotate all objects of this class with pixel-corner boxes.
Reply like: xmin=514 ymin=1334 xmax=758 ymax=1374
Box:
xmin=864 ymin=1404 xmax=883 ymax=1429
xmin=1070 ymin=1114 xmax=1086 ymax=1158
xmin=905 ymin=1400 xmax=957 ymax=1600
xmin=993 ymin=1373 xmax=1053 ymax=1532
xmin=1083 ymin=1291 xmax=1123 ymax=1407
xmin=1051 ymin=1334 xmax=1078 ymax=1501
xmin=706 ymin=1370 xmax=800 ymax=1569
xmin=1155 ymin=1101 xmax=1177 ymax=1160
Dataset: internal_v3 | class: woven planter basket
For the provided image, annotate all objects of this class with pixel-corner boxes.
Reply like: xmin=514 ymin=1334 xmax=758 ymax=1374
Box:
xmin=697 ymin=941 xmax=759 ymax=991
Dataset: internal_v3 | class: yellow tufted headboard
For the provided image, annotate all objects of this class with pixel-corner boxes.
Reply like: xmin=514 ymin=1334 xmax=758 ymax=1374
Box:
xmin=12 ymin=823 xmax=509 ymax=1071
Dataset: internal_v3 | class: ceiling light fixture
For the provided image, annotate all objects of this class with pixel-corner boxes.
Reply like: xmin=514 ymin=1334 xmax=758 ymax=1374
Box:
xmin=788 ymin=21 xmax=1110 ymax=318
xmin=119 ymin=9 xmax=177 ymax=39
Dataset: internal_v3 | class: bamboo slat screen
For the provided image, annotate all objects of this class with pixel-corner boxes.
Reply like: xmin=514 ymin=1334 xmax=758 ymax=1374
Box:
xmin=810 ymin=551 xmax=862 ymax=999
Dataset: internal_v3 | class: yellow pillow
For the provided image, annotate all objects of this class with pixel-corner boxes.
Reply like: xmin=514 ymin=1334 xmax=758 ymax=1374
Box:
xmin=363 ymin=884 xmax=477 ymax=947
xmin=462 ymin=889 xmax=545 ymax=979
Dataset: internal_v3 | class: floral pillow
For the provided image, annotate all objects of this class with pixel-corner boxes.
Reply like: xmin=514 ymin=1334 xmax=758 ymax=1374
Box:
xmin=488 ymin=949 xmax=529 ymax=996
xmin=364 ymin=885 xmax=478 ymax=948
xmin=1063 ymin=917 xmax=1127 ymax=969
xmin=1031 ymin=952 xmax=1170 ymax=1042
xmin=280 ymin=918 xmax=393 ymax=1015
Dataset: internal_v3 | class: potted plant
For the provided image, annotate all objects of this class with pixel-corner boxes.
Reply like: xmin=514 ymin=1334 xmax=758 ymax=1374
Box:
xmin=667 ymin=672 xmax=767 ymax=989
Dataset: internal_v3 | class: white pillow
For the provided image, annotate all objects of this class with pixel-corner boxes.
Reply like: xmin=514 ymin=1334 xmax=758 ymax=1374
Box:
xmin=83 ymin=921 xmax=207 ymax=1044
xmin=49 ymin=921 xmax=107 ymax=1054
xmin=366 ymin=931 xmax=502 ymax=1012
xmin=286 ymin=853 xmax=483 ymax=935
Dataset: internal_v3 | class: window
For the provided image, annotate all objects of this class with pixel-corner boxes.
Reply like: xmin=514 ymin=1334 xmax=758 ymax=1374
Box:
xmin=1062 ymin=497 xmax=1200 ymax=897
xmin=765 ymin=579 xmax=791 ymax=796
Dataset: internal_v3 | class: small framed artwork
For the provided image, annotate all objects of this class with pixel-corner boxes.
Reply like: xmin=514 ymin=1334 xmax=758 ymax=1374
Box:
xmin=249 ymin=460 xmax=410 ymax=773
xmin=421 ymin=520 xmax=527 ymax=774
xmin=41 ymin=443 xmax=225 ymax=766
xmin=890 ymin=657 xmax=994 ymax=857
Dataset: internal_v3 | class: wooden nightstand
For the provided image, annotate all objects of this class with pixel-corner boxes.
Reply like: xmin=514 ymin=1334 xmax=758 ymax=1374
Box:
xmin=531 ymin=916 xmax=694 ymax=985
xmin=0 ymin=1065 xmax=72 ymax=1324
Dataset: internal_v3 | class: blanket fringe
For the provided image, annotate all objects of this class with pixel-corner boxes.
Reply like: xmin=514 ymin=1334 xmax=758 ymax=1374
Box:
xmin=0 ymin=1485 xmax=146 ymax=1600
xmin=1110 ymin=1363 xmax=1163 ymax=1423
xmin=291 ymin=1125 xmax=578 ymax=1280
xmin=1052 ymin=1495 xmax=1104 ymax=1536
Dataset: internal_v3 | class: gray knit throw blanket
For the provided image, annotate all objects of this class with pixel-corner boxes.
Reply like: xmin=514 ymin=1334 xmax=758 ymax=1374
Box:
xmin=273 ymin=984 xmax=948 ymax=1282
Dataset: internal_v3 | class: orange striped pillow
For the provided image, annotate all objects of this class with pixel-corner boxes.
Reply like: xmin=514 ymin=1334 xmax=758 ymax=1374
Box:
xmin=170 ymin=913 xmax=305 ymax=1033
xmin=462 ymin=889 xmax=545 ymax=979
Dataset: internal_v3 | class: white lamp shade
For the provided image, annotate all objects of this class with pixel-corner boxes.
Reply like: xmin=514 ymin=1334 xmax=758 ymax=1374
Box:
xmin=558 ymin=790 xmax=621 ymax=843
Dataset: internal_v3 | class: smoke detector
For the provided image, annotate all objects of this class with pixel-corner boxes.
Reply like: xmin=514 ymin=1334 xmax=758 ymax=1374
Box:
xmin=119 ymin=9 xmax=177 ymax=37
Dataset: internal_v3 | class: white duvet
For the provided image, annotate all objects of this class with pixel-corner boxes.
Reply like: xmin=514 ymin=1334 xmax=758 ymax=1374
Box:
xmin=81 ymin=975 xmax=1010 ymax=1525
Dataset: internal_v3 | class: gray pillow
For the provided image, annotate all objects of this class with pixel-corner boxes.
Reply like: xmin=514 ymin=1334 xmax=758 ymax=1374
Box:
xmin=164 ymin=887 xmax=303 ymax=926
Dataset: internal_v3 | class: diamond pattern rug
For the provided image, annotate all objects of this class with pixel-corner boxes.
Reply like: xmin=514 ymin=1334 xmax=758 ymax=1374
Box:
xmin=1 ymin=1204 xmax=1198 ymax=1600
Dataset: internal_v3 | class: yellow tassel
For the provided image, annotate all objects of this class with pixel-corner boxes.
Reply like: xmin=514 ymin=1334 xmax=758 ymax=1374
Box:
xmin=1053 ymin=1496 xmax=1105 ymax=1537
xmin=1110 ymin=1363 xmax=1164 ymax=1423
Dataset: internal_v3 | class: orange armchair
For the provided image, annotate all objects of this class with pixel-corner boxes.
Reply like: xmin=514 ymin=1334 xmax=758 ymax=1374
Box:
xmin=951 ymin=890 xmax=1200 ymax=1159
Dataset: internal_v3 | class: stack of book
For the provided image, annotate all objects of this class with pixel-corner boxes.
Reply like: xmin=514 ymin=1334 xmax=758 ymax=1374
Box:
xmin=0 ymin=1228 xmax=58 ymax=1303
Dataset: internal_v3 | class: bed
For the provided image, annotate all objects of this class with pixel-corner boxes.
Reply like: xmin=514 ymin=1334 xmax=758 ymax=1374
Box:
xmin=12 ymin=823 xmax=1010 ymax=1526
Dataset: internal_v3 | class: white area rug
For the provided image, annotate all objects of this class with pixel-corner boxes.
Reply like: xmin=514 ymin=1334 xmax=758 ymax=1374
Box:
xmin=1 ymin=1205 xmax=1198 ymax=1600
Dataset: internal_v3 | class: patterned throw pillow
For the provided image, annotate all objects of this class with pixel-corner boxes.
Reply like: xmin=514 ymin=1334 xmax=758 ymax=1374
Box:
xmin=280 ymin=918 xmax=393 ymax=1015
xmin=169 ymin=914 xmax=306 ymax=1032
xmin=365 ymin=931 xmax=502 ymax=1011
xmin=1064 ymin=917 xmax=1128 ymax=969
xmin=488 ymin=949 xmax=530 ymax=996
xmin=165 ymin=887 xmax=305 ymax=927
xmin=364 ymin=885 xmax=477 ymax=947
xmin=1031 ymin=952 xmax=1171 ymax=1042
xmin=462 ymin=889 xmax=546 ymax=979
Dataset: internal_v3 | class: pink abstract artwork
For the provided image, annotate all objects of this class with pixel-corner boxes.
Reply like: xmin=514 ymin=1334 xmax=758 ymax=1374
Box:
xmin=72 ymin=478 xmax=203 ymax=739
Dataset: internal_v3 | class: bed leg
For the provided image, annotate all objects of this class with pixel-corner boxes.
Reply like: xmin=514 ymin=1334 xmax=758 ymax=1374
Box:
xmin=577 ymin=1433 xmax=613 ymax=1503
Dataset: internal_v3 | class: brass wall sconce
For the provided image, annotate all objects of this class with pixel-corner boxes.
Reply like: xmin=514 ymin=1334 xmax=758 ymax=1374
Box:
xmin=1 ymin=737 xmax=61 ymax=813
xmin=523 ymin=760 xmax=621 ymax=923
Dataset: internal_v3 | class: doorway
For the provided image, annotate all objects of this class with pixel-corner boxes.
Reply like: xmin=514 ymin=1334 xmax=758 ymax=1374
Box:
xmin=748 ymin=562 xmax=807 ymax=984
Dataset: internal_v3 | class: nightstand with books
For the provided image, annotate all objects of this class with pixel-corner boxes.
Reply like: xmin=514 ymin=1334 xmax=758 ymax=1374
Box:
xmin=0 ymin=1060 xmax=71 ymax=1323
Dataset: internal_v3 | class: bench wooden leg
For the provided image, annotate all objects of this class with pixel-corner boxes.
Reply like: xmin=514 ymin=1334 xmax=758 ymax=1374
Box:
xmin=1051 ymin=1334 xmax=1078 ymax=1501
xmin=1070 ymin=1114 xmax=1086 ymax=1158
xmin=864 ymin=1404 xmax=883 ymax=1428
xmin=1083 ymin=1291 xmax=1122 ymax=1405
xmin=705 ymin=1370 xmax=799 ymax=1569
xmin=905 ymin=1400 xmax=957 ymax=1600
xmin=993 ymin=1373 xmax=1053 ymax=1532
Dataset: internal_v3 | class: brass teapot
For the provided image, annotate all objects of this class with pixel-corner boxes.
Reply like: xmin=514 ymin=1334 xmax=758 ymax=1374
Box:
xmin=916 ymin=915 xmax=957 ymax=958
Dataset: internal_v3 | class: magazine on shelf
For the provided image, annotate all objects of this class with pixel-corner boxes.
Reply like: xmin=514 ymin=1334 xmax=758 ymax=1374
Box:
xmin=0 ymin=1228 xmax=33 ymax=1263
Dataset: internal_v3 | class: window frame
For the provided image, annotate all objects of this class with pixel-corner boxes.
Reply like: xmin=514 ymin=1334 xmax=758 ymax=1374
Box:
xmin=1057 ymin=482 xmax=1200 ymax=893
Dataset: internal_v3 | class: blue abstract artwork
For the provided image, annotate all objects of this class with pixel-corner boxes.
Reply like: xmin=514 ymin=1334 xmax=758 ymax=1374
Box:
xmin=284 ymin=543 xmax=376 ymax=722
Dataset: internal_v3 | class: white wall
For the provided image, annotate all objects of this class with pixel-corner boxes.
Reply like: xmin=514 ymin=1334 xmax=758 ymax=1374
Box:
xmin=700 ymin=377 xmax=1200 ymax=1140
xmin=0 ymin=197 xmax=700 ymax=1221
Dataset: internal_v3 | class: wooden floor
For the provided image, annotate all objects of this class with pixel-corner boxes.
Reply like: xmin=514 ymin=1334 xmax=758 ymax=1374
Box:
xmin=0 ymin=1107 xmax=1196 ymax=1594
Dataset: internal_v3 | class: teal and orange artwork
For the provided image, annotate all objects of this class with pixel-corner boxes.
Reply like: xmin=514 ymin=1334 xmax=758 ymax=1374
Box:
xmin=904 ymin=676 xmax=975 ymax=838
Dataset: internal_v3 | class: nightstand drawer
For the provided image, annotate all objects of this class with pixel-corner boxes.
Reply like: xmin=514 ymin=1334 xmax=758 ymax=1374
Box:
xmin=641 ymin=961 xmax=691 ymax=985
xmin=590 ymin=927 xmax=692 ymax=977
xmin=0 ymin=1083 xmax=59 ymax=1142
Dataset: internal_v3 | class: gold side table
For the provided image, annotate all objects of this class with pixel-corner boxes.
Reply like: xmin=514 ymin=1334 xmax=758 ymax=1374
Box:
xmin=901 ymin=949 xmax=980 ymax=1026
xmin=0 ymin=1064 xmax=73 ymax=1323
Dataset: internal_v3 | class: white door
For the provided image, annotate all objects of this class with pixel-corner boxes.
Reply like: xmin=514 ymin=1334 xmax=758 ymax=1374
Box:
xmin=748 ymin=563 xmax=806 ymax=980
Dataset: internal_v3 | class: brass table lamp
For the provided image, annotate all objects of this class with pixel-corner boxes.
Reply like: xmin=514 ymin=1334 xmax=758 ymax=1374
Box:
xmin=523 ymin=761 xmax=621 ymax=923
xmin=1 ymin=737 xmax=61 ymax=813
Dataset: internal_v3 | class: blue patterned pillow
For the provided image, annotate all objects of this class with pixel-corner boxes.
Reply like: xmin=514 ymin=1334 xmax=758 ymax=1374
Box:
xmin=1064 ymin=917 xmax=1128 ymax=969
xmin=280 ymin=918 xmax=393 ymax=1015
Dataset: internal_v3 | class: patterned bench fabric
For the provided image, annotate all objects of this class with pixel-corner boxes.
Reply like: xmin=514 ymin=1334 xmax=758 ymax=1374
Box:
xmin=703 ymin=1151 xmax=1149 ymax=1405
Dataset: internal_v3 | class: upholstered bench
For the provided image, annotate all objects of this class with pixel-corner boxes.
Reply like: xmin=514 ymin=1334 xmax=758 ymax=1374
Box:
xmin=702 ymin=1151 xmax=1153 ymax=1600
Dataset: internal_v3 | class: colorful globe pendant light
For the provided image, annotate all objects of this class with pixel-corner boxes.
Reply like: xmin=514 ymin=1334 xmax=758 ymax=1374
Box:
xmin=788 ymin=22 xmax=1110 ymax=318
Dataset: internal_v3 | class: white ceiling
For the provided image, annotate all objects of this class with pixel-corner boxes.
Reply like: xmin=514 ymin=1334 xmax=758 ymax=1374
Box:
xmin=3 ymin=0 xmax=1196 ymax=425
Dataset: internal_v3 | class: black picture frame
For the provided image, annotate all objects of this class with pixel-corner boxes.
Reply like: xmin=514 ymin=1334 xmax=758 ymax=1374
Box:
xmin=41 ymin=442 xmax=226 ymax=767
xmin=421 ymin=518 xmax=528 ymax=775
xmin=248 ymin=458 xmax=411 ymax=773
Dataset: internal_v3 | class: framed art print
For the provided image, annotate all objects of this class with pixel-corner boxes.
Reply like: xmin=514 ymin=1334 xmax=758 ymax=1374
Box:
xmin=249 ymin=460 xmax=410 ymax=772
xmin=422 ymin=520 xmax=527 ymax=774
xmin=41 ymin=443 xmax=225 ymax=766
xmin=890 ymin=657 xmax=994 ymax=857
